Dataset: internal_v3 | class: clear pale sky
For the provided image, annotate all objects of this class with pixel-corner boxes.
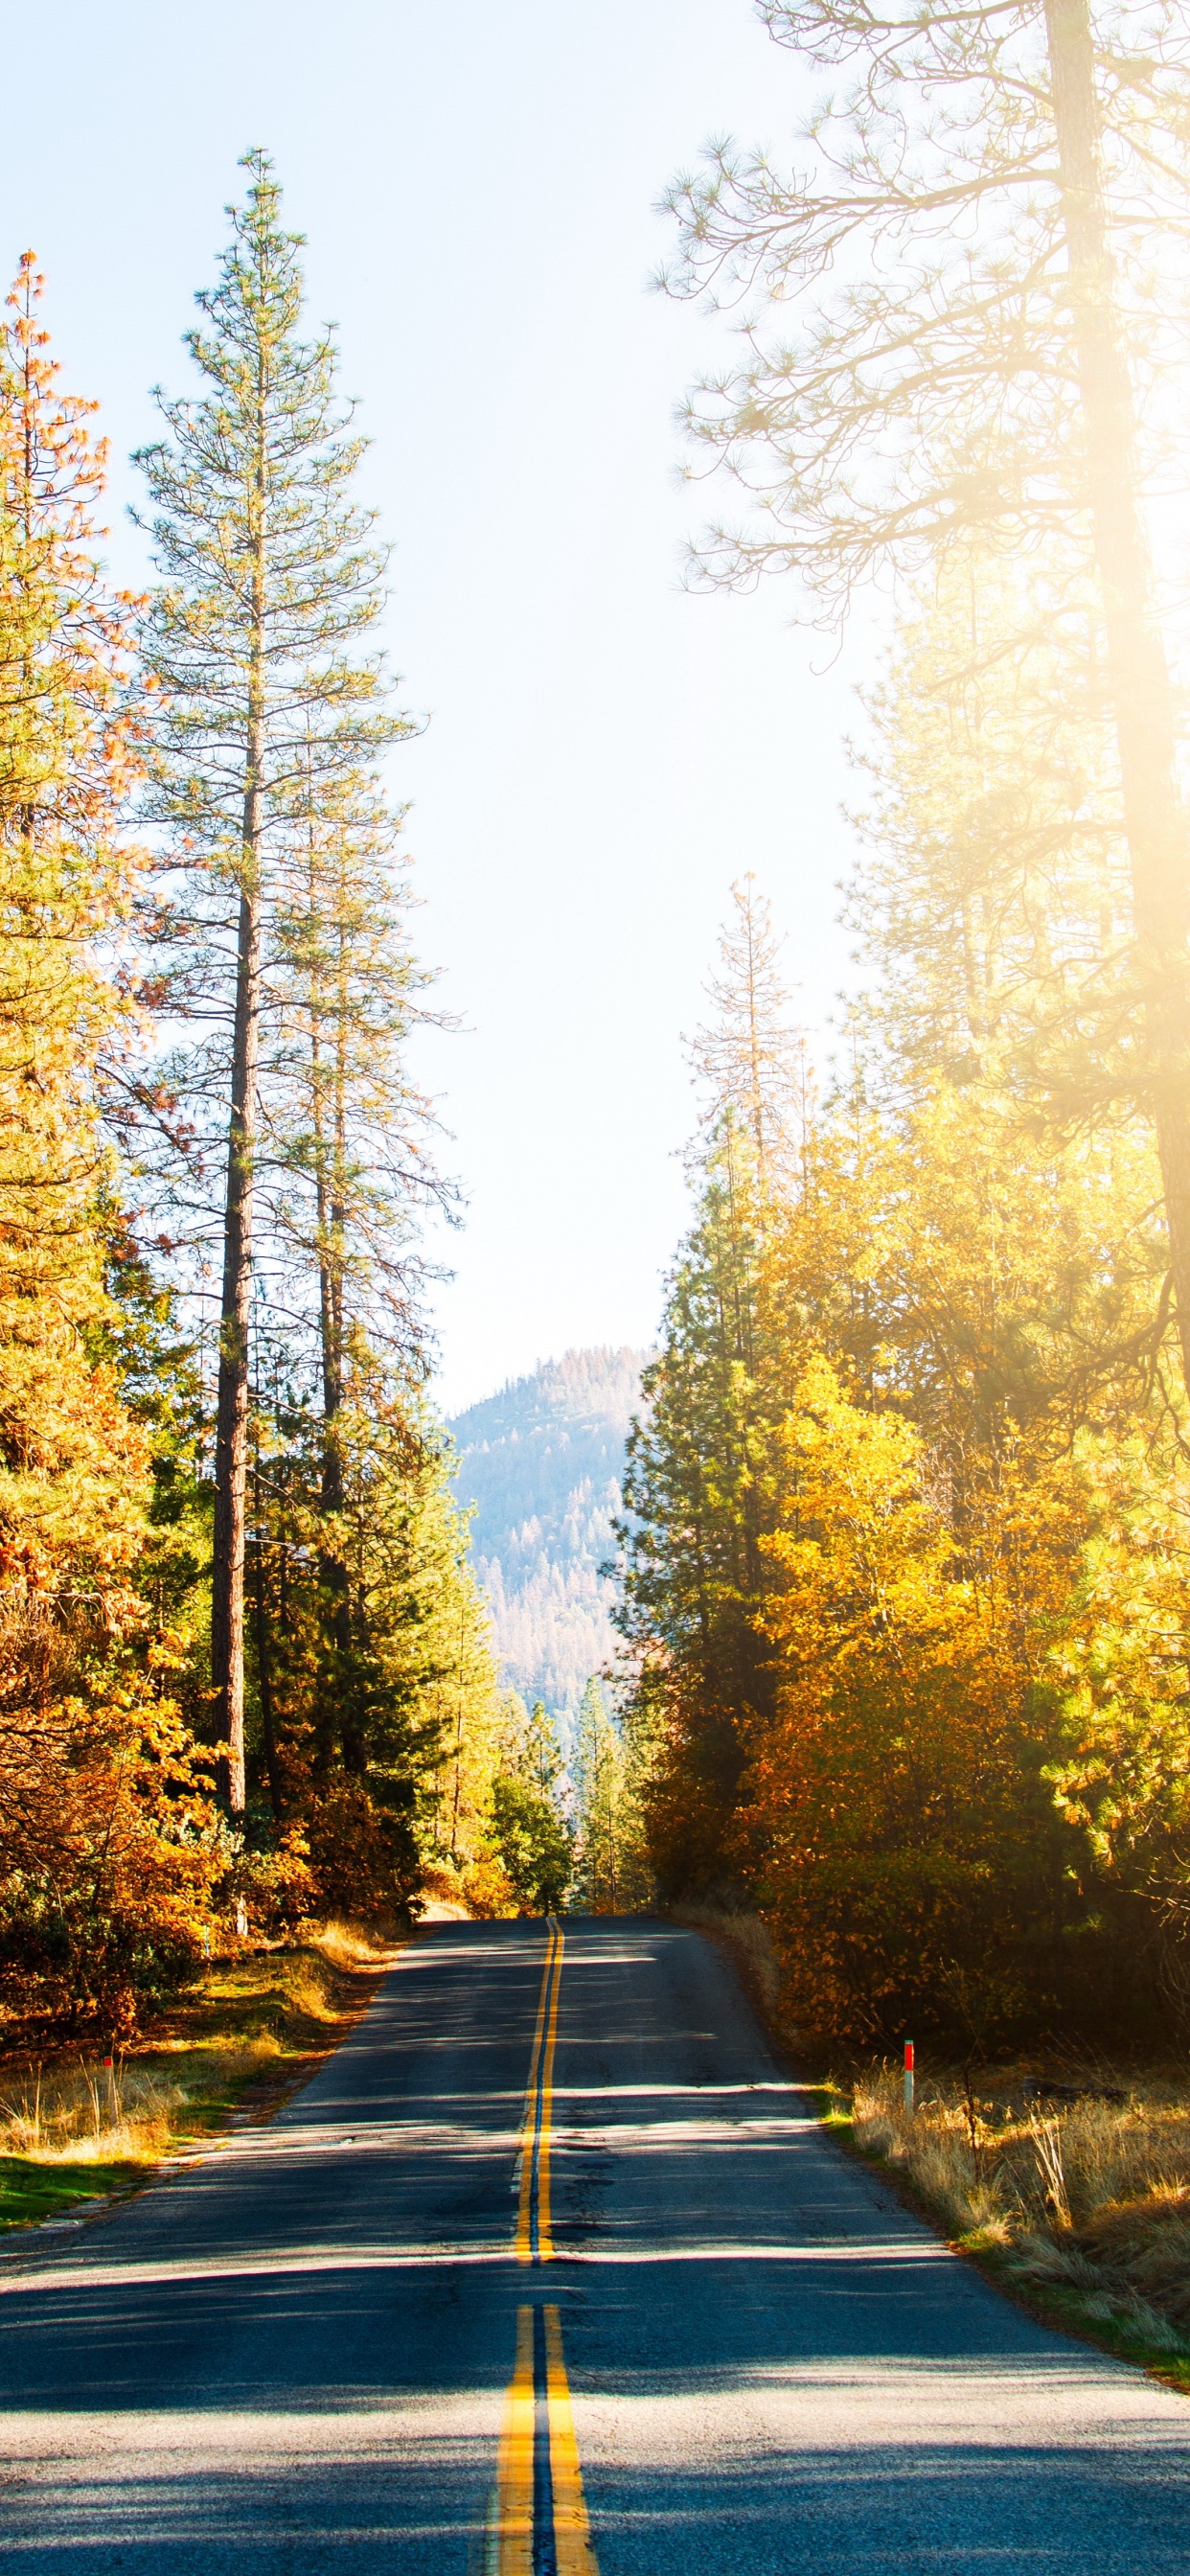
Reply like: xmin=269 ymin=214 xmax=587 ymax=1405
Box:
xmin=3 ymin=0 xmax=860 ymax=1414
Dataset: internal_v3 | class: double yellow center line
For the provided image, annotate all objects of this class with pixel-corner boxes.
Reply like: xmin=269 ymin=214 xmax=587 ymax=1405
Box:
xmin=489 ymin=2300 xmax=598 ymax=2576
xmin=516 ymin=1913 xmax=563 ymax=2266
xmin=490 ymin=1917 xmax=600 ymax=2576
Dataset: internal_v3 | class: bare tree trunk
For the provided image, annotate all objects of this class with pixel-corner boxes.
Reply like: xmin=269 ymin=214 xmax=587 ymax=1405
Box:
xmin=251 ymin=1458 xmax=283 ymax=1828
xmin=1045 ymin=0 xmax=1190 ymax=1381
xmin=311 ymin=871 xmax=355 ymax=1773
xmin=211 ymin=378 xmax=268 ymax=1826
xmin=211 ymin=815 xmax=260 ymax=1815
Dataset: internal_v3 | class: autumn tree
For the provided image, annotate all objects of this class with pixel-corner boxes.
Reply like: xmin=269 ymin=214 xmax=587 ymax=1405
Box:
xmin=0 ymin=259 xmax=217 ymax=2024
xmin=663 ymin=0 xmax=1190 ymax=1377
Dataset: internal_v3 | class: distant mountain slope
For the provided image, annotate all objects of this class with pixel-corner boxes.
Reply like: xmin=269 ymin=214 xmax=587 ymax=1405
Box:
xmin=449 ymin=1347 xmax=649 ymax=1723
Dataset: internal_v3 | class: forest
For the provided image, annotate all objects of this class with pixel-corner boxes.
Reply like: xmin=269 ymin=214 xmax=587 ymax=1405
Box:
xmin=9 ymin=0 xmax=1190 ymax=2070
xmin=614 ymin=0 xmax=1190 ymax=2052
xmin=0 ymin=152 xmax=612 ymax=2043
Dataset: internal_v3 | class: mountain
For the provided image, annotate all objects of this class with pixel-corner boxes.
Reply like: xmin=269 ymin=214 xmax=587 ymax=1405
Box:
xmin=449 ymin=1346 xmax=649 ymax=1725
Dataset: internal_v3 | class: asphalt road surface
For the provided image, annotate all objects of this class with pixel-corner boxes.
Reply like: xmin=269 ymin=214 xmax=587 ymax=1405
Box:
xmin=2 ymin=1916 xmax=1189 ymax=2572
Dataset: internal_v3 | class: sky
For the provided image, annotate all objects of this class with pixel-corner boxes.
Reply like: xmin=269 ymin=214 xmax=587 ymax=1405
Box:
xmin=2 ymin=0 xmax=863 ymax=1414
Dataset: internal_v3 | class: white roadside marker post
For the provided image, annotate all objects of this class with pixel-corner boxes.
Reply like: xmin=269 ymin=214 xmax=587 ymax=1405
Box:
xmin=904 ymin=2040 xmax=915 ymax=2119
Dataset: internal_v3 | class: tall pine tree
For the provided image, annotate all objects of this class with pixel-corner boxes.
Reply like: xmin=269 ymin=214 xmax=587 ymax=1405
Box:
xmin=136 ymin=153 xmax=411 ymax=1818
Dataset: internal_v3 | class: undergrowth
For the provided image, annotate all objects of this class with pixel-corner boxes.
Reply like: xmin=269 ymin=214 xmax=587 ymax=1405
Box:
xmin=0 ymin=1920 xmax=399 ymax=2234
xmin=675 ymin=1907 xmax=1190 ymax=2393
xmin=835 ymin=2061 xmax=1190 ymax=2389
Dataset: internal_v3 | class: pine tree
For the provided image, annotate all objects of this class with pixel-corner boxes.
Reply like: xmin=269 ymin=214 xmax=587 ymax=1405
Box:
xmin=688 ymin=876 xmax=808 ymax=1178
xmin=849 ymin=541 xmax=1132 ymax=1096
xmin=244 ymin=1378 xmax=504 ymax=1918
xmin=488 ymin=1695 xmax=572 ymax=1915
xmin=619 ymin=1119 xmax=774 ymax=1897
xmin=136 ymin=152 xmax=411 ymax=1818
xmin=663 ymin=1 xmax=1190 ymax=1381
xmin=573 ymin=1680 xmax=626 ymax=1913
xmin=267 ymin=744 xmax=450 ymax=1765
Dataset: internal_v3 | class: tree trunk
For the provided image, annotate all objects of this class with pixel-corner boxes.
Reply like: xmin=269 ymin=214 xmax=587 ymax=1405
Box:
xmin=211 ymin=380 xmax=267 ymax=1826
xmin=312 ymin=895 xmax=355 ymax=1773
xmin=250 ymin=1467 xmax=284 ymax=1827
xmin=1044 ymin=0 xmax=1190 ymax=1381
xmin=211 ymin=837 xmax=260 ymax=1815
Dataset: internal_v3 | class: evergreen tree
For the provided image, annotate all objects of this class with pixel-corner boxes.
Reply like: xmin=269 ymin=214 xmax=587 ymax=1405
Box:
xmin=268 ymin=737 xmax=452 ymax=1767
xmin=688 ymin=875 xmax=808 ymax=1178
xmin=618 ymin=1119 xmax=774 ymax=1897
xmin=663 ymin=0 xmax=1190 ymax=1382
xmin=488 ymin=1693 xmax=572 ymax=1915
xmin=136 ymin=151 xmax=411 ymax=1819
xmin=573 ymin=1680 xmax=626 ymax=1913
xmin=849 ymin=542 xmax=1132 ymax=1099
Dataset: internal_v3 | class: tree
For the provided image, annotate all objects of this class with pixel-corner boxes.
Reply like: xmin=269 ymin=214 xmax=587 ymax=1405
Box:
xmin=488 ymin=1694 xmax=572 ymax=1914
xmin=0 ymin=250 xmax=144 ymax=1329
xmin=744 ymin=1354 xmax=1080 ymax=2044
xmin=687 ymin=874 xmax=809 ymax=1178
xmin=619 ymin=880 xmax=808 ymax=1894
xmin=0 ymin=260 xmax=218 ymax=2027
xmin=240 ymin=1369 xmax=505 ymax=1921
xmin=573 ymin=1678 xmax=647 ymax=1913
xmin=619 ymin=1118 xmax=776 ymax=1896
xmin=662 ymin=1 xmax=1190 ymax=1378
xmin=137 ymin=151 xmax=413 ymax=1817
xmin=271 ymin=755 xmax=445 ymax=1398
xmin=848 ymin=541 xmax=1133 ymax=1099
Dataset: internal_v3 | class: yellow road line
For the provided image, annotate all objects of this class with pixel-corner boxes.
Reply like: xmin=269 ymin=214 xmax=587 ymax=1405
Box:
xmin=515 ymin=1920 xmax=556 ymax=2263
xmin=537 ymin=1924 xmax=563 ymax=2262
xmin=544 ymin=2303 xmax=599 ymax=2576
xmin=489 ymin=2303 xmax=599 ymax=2576
xmin=515 ymin=1917 xmax=562 ymax=2266
xmin=487 ymin=2304 xmax=535 ymax=2576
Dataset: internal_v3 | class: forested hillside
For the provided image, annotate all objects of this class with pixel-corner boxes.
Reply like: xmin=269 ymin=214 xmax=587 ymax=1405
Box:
xmin=450 ymin=1349 xmax=647 ymax=1724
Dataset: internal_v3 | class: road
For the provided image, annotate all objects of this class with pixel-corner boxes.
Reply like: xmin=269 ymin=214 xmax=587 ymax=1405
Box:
xmin=1 ymin=1916 xmax=1189 ymax=2572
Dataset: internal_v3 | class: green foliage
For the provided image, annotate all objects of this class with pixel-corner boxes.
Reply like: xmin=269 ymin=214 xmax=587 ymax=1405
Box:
xmin=618 ymin=1118 xmax=777 ymax=1895
xmin=571 ymin=1679 xmax=652 ymax=1914
xmin=489 ymin=1774 xmax=573 ymax=1917
xmin=485 ymin=1693 xmax=573 ymax=1915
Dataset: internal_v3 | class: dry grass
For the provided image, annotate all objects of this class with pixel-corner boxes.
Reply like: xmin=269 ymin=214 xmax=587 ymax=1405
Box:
xmin=0 ymin=1920 xmax=400 ymax=2233
xmin=843 ymin=2063 xmax=1190 ymax=2365
xmin=0 ymin=2060 xmax=189 ymax=2167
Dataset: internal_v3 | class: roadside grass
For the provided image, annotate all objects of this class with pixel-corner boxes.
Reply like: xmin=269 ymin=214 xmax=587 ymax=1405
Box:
xmin=829 ymin=2062 xmax=1190 ymax=2394
xmin=673 ymin=1904 xmax=1190 ymax=2394
xmin=0 ymin=1921 xmax=400 ymax=2236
